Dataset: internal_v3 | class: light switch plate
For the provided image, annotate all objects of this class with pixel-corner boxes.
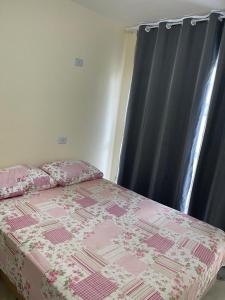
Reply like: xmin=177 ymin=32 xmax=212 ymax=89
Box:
xmin=57 ymin=137 xmax=67 ymax=144
xmin=74 ymin=57 xmax=84 ymax=67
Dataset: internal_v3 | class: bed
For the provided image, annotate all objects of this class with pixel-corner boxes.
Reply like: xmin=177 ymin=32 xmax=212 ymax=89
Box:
xmin=0 ymin=178 xmax=224 ymax=300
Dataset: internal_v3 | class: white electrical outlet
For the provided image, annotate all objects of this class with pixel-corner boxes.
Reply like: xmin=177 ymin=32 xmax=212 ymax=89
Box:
xmin=57 ymin=137 xmax=67 ymax=144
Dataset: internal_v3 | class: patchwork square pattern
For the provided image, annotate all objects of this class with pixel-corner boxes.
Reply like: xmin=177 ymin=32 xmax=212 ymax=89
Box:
xmin=0 ymin=178 xmax=225 ymax=300
xmin=136 ymin=219 xmax=159 ymax=235
xmin=22 ymin=167 xmax=57 ymax=192
xmin=120 ymin=279 xmax=163 ymax=300
xmin=6 ymin=215 xmax=38 ymax=231
xmin=145 ymin=234 xmax=174 ymax=254
xmin=70 ymin=272 xmax=117 ymax=300
xmin=71 ymin=248 xmax=107 ymax=273
xmin=28 ymin=188 xmax=63 ymax=205
xmin=76 ymin=197 xmax=97 ymax=208
xmin=106 ymin=204 xmax=126 ymax=217
xmin=62 ymin=164 xmax=87 ymax=177
xmin=179 ymin=238 xmax=199 ymax=251
xmin=47 ymin=207 xmax=67 ymax=218
xmin=44 ymin=227 xmax=73 ymax=244
xmin=148 ymin=291 xmax=164 ymax=300
xmin=116 ymin=254 xmax=146 ymax=275
xmin=0 ymin=165 xmax=28 ymax=188
xmin=0 ymin=165 xmax=28 ymax=200
xmin=41 ymin=160 xmax=103 ymax=186
xmin=192 ymin=244 xmax=215 ymax=267
xmin=151 ymin=256 xmax=184 ymax=279
xmin=97 ymin=244 xmax=126 ymax=262
xmin=83 ymin=220 xmax=123 ymax=250
xmin=135 ymin=200 xmax=162 ymax=223
xmin=165 ymin=222 xmax=187 ymax=234
xmin=191 ymin=222 xmax=216 ymax=236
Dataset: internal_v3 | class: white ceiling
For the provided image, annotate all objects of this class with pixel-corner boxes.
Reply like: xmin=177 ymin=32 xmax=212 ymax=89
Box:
xmin=73 ymin=0 xmax=225 ymax=26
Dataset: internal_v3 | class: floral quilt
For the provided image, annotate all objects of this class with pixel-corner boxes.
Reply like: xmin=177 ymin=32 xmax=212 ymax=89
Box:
xmin=0 ymin=179 xmax=224 ymax=300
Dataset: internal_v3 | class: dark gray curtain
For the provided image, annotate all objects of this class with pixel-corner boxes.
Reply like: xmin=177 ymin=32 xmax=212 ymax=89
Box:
xmin=118 ymin=13 xmax=224 ymax=210
xmin=188 ymin=25 xmax=225 ymax=231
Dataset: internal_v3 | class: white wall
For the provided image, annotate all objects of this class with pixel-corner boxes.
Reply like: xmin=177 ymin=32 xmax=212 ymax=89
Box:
xmin=0 ymin=0 xmax=124 ymax=178
xmin=110 ymin=31 xmax=137 ymax=181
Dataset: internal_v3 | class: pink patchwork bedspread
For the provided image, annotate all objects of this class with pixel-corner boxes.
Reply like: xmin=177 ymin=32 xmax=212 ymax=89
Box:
xmin=0 ymin=179 xmax=224 ymax=300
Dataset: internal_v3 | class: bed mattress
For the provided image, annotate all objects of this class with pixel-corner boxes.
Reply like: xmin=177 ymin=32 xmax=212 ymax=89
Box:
xmin=0 ymin=178 xmax=224 ymax=300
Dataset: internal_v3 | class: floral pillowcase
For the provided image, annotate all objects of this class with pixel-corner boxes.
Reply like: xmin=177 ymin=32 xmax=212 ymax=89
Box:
xmin=41 ymin=160 xmax=103 ymax=186
xmin=23 ymin=167 xmax=57 ymax=191
xmin=0 ymin=165 xmax=28 ymax=200
xmin=0 ymin=165 xmax=57 ymax=200
xmin=0 ymin=160 xmax=102 ymax=199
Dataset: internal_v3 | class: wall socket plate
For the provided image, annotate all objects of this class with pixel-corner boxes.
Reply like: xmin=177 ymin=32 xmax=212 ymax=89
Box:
xmin=57 ymin=137 xmax=67 ymax=144
xmin=74 ymin=57 xmax=84 ymax=67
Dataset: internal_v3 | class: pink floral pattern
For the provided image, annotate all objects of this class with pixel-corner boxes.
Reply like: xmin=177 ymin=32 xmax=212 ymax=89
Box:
xmin=22 ymin=167 xmax=57 ymax=191
xmin=0 ymin=179 xmax=224 ymax=300
xmin=0 ymin=165 xmax=28 ymax=200
xmin=41 ymin=160 xmax=103 ymax=186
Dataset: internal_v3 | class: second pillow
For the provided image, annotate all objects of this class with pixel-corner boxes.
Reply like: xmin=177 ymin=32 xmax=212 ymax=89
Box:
xmin=41 ymin=160 xmax=103 ymax=186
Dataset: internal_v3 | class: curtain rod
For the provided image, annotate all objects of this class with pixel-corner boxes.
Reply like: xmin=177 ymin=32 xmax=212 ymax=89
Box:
xmin=126 ymin=10 xmax=225 ymax=32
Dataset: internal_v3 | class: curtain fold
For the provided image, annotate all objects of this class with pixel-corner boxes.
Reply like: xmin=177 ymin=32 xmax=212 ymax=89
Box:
xmin=118 ymin=13 xmax=224 ymax=210
xmin=189 ymin=23 xmax=225 ymax=230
